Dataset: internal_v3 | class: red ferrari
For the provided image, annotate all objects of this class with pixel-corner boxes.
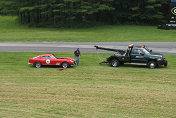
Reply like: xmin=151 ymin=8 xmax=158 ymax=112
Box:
xmin=28 ymin=54 xmax=76 ymax=68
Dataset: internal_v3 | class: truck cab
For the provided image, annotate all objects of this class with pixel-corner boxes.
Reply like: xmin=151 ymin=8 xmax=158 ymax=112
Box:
xmin=130 ymin=46 xmax=150 ymax=63
xmin=96 ymin=44 xmax=167 ymax=69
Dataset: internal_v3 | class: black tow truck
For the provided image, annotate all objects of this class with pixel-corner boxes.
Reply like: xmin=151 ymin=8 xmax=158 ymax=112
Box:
xmin=95 ymin=44 xmax=168 ymax=69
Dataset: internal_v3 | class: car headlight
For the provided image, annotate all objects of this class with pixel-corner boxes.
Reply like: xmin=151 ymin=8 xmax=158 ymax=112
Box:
xmin=70 ymin=60 xmax=74 ymax=62
xmin=157 ymin=57 xmax=162 ymax=61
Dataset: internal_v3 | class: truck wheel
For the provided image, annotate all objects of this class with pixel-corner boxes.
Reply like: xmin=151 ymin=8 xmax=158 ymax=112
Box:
xmin=34 ymin=62 xmax=42 ymax=68
xmin=164 ymin=60 xmax=168 ymax=67
xmin=148 ymin=61 xmax=156 ymax=69
xmin=111 ymin=59 xmax=120 ymax=67
xmin=62 ymin=62 xmax=69 ymax=68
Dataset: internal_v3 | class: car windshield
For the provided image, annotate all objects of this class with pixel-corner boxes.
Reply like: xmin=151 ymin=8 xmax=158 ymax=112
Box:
xmin=144 ymin=46 xmax=151 ymax=52
xmin=141 ymin=48 xmax=150 ymax=55
xmin=51 ymin=54 xmax=57 ymax=59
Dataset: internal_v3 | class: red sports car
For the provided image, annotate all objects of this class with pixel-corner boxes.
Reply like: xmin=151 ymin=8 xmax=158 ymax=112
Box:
xmin=28 ymin=54 xmax=76 ymax=68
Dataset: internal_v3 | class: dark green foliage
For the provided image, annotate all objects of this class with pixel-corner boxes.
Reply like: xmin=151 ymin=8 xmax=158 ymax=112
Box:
xmin=113 ymin=0 xmax=170 ymax=25
xmin=18 ymin=0 xmax=115 ymax=27
xmin=0 ymin=0 xmax=18 ymax=15
xmin=0 ymin=0 xmax=171 ymax=27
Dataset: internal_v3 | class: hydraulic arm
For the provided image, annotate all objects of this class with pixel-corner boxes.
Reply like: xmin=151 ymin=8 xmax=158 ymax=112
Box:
xmin=94 ymin=46 xmax=126 ymax=55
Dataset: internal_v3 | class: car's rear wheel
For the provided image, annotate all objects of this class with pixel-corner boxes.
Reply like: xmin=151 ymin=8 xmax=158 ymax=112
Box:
xmin=34 ymin=62 xmax=42 ymax=68
xmin=62 ymin=62 xmax=69 ymax=68
xmin=148 ymin=61 xmax=156 ymax=69
xmin=111 ymin=59 xmax=120 ymax=67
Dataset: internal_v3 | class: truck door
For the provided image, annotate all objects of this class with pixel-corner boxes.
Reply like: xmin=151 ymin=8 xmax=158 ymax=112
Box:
xmin=131 ymin=49 xmax=146 ymax=63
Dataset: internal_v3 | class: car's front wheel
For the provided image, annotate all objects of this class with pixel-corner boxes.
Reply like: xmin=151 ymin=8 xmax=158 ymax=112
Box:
xmin=111 ymin=59 xmax=120 ymax=67
xmin=62 ymin=62 xmax=69 ymax=68
xmin=148 ymin=61 xmax=156 ymax=69
xmin=164 ymin=60 xmax=168 ymax=67
xmin=34 ymin=62 xmax=42 ymax=68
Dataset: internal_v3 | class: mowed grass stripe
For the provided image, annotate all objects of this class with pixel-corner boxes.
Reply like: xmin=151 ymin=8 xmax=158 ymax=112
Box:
xmin=0 ymin=52 xmax=176 ymax=117
xmin=0 ymin=16 xmax=176 ymax=42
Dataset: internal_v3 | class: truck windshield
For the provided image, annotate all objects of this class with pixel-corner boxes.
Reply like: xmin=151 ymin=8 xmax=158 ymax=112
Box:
xmin=141 ymin=48 xmax=150 ymax=55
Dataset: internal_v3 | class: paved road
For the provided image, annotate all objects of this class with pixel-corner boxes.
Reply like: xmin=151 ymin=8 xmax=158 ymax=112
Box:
xmin=0 ymin=42 xmax=176 ymax=54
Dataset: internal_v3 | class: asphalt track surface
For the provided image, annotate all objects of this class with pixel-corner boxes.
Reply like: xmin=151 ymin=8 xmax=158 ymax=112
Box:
xmin=0 ymin=42 xmax=176 ymax=54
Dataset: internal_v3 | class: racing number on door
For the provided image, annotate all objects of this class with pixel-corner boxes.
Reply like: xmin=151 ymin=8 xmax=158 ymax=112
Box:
xmin=46 ymin=59 xmax=50 ymax=64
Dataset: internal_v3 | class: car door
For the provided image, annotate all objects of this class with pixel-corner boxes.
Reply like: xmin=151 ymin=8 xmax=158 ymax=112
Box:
xmin=41 ymin=56 xmax=52 ymax=65
xmin=50 ymin=56 xmax=60 ymax=65
xmin=131 ymin=48 xmax=146 ymax=63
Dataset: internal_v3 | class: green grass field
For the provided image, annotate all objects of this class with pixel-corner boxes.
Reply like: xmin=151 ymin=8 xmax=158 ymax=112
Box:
xmin=0 ymin=52 xmax=176 ymax=117
xmin=0 ymin=16 xmax=176 ymax=42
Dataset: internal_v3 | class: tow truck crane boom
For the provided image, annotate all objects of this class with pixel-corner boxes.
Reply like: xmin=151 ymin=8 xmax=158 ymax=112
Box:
xmin=94 ymin=46 xmax=126 ymax=55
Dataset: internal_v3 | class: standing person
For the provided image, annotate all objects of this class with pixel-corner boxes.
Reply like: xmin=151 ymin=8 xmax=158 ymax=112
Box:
xmin=74 ymin=48 xmax=81 ymax=65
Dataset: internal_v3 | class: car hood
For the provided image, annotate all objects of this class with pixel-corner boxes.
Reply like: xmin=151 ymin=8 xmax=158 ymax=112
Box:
xmin=149 ymin=52 xmax=163 ymax=59
xmin=150 ymin=52 xmax=163 ymax=56
xmin=150 ymin=52 xmax=163 ymax=55
xmin=57 ymin=57 xmax=74 ymax=60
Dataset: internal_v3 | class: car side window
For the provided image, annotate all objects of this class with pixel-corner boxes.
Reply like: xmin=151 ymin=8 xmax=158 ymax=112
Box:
xmin=132 ymin=49 xmax=140 ymax=54
xmin=42 ymin=56 xmax=51 ymax=59
xmin=47 ymin=56 xmax=51 ymax=59
xmin=138 ymin=49 xmax=143 ymax=54
xmin=42 ymin=56 xmax=47 ymax=59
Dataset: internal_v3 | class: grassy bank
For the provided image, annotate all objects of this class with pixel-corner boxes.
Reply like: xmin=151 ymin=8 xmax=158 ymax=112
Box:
xmin=0 ymin=52 xmax=176 ymax=117
xmin=0 ymin=16 xmax=176 ymax=42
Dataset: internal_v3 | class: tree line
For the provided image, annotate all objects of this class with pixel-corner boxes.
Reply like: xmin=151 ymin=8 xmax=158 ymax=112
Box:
xmin=0 ymin=0 xmax=18 ymax=15
xmin=0 ymin=0 xmax=170 ymax=27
